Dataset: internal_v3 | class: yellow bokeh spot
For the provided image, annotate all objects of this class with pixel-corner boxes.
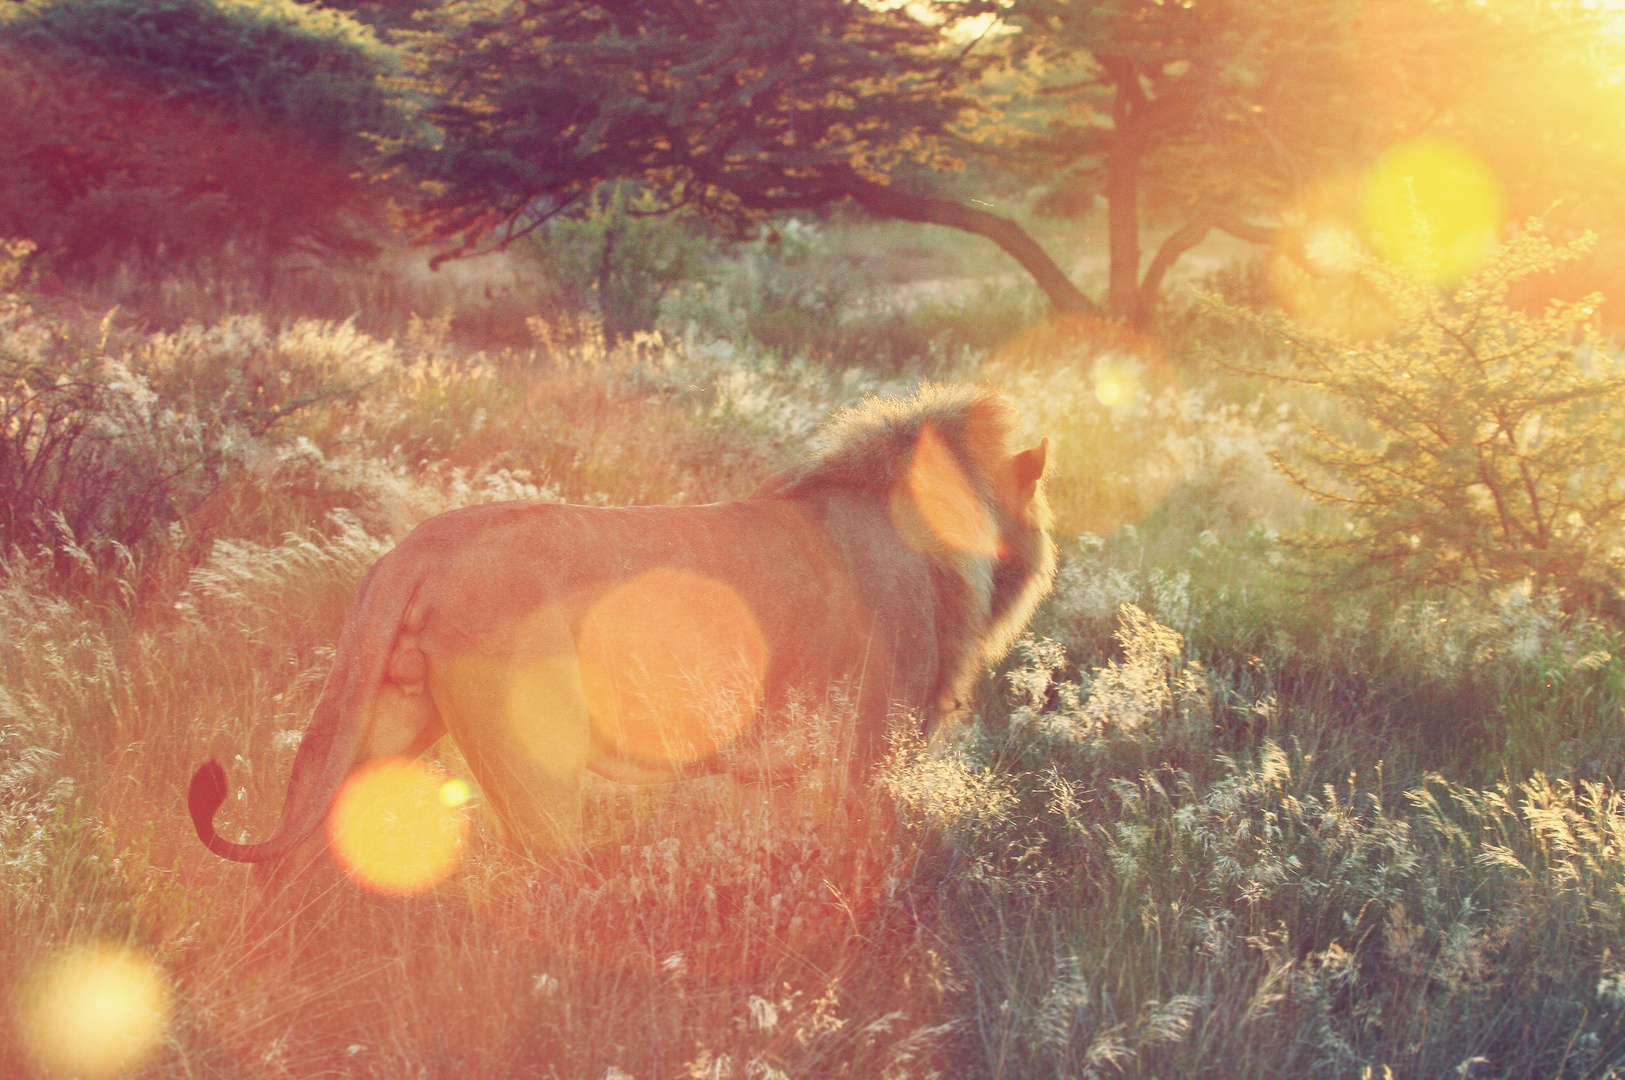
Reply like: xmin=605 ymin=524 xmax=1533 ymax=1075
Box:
xmin=328 ymin=759 xmax=467 ymax=895
xmin=1361 ymin=138 xmax=1503 ymax=282
xmin=18 ymin=942 xmax=171 ymax=1079
xmin=1094 ymin=375 xmax=1129 ymax=407
xmin=439 ymin=777 xmax=472 ymax=807
xmin=1091 ymin=354 xmax=1144 ymax=410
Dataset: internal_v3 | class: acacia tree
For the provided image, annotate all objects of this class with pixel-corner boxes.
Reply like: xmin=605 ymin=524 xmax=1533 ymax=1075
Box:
xmin=982 ymin=0 xmax=1625 ymax=327
xmin=0 ymin=0 xmax=407 ymax=273
xmin=393 ymin=0 xmax=1099 ymax=314
xmin=988 ymin=0 xmax=1360 ymax=327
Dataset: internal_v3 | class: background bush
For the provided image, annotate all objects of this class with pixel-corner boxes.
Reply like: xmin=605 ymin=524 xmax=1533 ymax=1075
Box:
xmin=0 ymin=0 xmax=407 ymax=276
xmin=1229 ymin=229 xmax=1625 ymax=617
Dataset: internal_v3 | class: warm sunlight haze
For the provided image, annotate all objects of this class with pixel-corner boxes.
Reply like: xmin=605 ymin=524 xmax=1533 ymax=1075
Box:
xmin=8 ymin=0 xmax=1625 ymax=1075
xmin=17 ymin=943 xmax=172 ymax=1080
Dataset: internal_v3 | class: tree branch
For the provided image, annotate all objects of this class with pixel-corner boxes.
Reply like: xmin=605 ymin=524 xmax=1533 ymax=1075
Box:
xmin=833 ymin=174 xmax=1101 ymax=317
xmin=1213 ymin=215 xmax=1278 ymax=247
xmin=1136 ymin=213 xmax=1215 ymax=327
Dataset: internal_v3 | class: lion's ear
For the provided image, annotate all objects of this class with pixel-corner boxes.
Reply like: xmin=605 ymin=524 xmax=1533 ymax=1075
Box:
xmin=1012 ymin=438 xmax=1049 ymax=506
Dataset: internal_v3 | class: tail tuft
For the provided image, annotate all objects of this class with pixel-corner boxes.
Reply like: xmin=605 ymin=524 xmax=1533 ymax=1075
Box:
xmin=188 ymin=759 xmax=229 ymax=845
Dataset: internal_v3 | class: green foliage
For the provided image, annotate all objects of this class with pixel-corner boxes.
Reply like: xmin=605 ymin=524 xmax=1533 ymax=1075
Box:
xmin=932 ymin=597 xmax=1625 ymax=1078
xmin=0 ymin=0 xmax=408 ymax=271
xmin=1482 ymin=621 xmax=1625 ymax=783
xmin=665 ymin=216 xmax=1051 ymax=374
xmin=393 ymin=0 xmax=984 ymax=254
xmin=1237 ymin=230 xmax=1625 ymax=612
xmin=932 ymin=735 xmax=1625 ymax=1078
xmin=2 ymin=0 xmax=396 ymax=146
xmin=534 ymin=182 xmax=718 ymax=347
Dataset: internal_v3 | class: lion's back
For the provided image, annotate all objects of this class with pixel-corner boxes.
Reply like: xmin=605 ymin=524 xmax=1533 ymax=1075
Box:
xmin=379 ymin=493 xmax=937 ymax=705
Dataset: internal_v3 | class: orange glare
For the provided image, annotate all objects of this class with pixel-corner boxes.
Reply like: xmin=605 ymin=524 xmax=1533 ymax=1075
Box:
xmin=1270 ymin=175 xmax=1396 ymax=337
xmin=328 ymin=759 xmax=468 ymax=894
xmin=1361 ymin=138 xmax=1504 ymax=282
xmin=18 ymin=942 xmax=171 ymax=1079
xmin=894 ymin=423 xmax=1001 ymax=557
xmin=577 ymin=569 xmax=767 ymax=764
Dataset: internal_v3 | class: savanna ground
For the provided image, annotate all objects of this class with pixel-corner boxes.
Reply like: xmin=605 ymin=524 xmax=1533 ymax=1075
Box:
xmin=5 ymin=209 xmax=1625 ymax=1080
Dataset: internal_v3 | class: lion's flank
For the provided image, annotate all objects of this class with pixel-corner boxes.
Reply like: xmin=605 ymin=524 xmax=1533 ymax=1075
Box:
xmin=762 ymin=384 xmax=1022 ymax=499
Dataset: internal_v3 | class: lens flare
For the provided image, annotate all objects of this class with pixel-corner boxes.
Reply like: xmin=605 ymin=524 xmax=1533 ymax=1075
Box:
xmin=18 ymin=942 xmax=171 ymax=1079
xmin=1361 ymin=138 xmax=1503 ymax=282
xmin=892 ymin=422 xmax=1001 ymax=557
xmin=328 ymin=758 xmax=468 ymax=894
xmin=439 ymin=777 xmax=472 ymax=807
xmin=577 ymin=570 xmax=767 ymax=764
xmin=1091 ymin=354 xmax=1145 ymax=411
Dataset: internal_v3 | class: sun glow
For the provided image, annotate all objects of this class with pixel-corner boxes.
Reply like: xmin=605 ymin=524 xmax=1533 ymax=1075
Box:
xmin=1360 ymin=138 xmax=1504 ymax=283
xmin=1270 ymin=139 xmax=1506 ymax=335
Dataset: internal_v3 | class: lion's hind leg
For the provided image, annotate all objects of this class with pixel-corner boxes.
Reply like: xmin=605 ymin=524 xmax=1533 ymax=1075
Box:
xmin=433 ymin=643 xmax=591 ymax=859
xmin=258 ymin=672 xmax=448 ymax=896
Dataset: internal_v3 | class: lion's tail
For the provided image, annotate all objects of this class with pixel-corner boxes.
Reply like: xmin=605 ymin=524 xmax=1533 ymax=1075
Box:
xmin=186 ymin=556 xmax=419 ymax=864
xmin=187 ymin=758 xmax=261 ymax=861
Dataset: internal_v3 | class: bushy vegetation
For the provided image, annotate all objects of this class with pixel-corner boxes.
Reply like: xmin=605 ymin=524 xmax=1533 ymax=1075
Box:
xmin=0 ymin=0 xmax=406 ymax=275
xmin=1229 ymin=228 xmax=1625 ymax=615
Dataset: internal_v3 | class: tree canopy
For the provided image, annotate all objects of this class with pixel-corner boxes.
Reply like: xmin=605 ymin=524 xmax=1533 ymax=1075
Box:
xmin=391 ymin=0 xmax=1098 ymax=311
xmin=0 ymin=0 xmax=408 ymax=270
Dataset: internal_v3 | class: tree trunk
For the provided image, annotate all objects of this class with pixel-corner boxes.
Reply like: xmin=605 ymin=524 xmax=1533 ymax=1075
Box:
xmin=1105 ymin=139 xmax=1143 ymax=325
xmin=1136 ymin=215 xmax=1215 ymax=328
xmin=1101 ymin=56 xmax=1148 ymax=327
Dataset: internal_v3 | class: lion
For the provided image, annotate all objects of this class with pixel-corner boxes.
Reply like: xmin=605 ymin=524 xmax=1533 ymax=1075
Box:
xmin=188 ymin=384 xmax=1055 ymax=878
